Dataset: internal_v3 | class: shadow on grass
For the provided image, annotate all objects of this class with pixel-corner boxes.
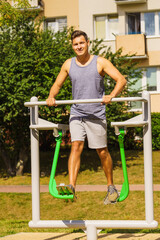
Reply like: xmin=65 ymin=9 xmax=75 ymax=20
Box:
xmin=33 ymin=147 xmax=142 ymax=177
xmin=101 ymin=228 xmax=160 ymax=234
xmin=0 ymin=139 xmax=143 ymax=178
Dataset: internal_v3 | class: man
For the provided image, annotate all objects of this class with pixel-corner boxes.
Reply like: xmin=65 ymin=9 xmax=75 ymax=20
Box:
xmin=46 ymin=30 xmax=126 ymax=204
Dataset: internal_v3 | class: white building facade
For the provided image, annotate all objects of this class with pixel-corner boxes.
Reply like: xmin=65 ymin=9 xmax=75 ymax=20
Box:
xmin=78 ymin=0 xmax=160 ymax=112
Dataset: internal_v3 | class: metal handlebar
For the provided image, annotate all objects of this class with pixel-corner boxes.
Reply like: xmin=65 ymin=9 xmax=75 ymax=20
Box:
xmin=24 ymin=97 xmax=147 ymax=107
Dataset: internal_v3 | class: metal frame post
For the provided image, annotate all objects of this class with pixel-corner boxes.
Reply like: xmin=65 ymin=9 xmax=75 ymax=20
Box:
xmin=30 ymin=97 xmax=40 ymax=224
xmin=86 ymin=225 xmax=98 ymax=240
xmin=142 ymin=91 xmax=154 ymax=223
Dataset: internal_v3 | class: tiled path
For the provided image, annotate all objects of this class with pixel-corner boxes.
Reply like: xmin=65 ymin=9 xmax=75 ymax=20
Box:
xmin=0 ymin=184 xmax=160 ymax=193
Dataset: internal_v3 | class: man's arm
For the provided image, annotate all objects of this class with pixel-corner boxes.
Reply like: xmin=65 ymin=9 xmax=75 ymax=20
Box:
xmin=46 ymin=59 xmax=71 ymax=106
xmin=98 ymin=57 xmax=127 ymax=104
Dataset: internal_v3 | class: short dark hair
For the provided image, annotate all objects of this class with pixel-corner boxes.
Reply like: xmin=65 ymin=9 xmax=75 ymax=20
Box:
xmin=71 ymin=30 xmax=88 ymax=42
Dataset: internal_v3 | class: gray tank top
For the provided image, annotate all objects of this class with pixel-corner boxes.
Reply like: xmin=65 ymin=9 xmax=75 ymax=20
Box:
xmin=69 ymin=55 xmax=106 ymax=119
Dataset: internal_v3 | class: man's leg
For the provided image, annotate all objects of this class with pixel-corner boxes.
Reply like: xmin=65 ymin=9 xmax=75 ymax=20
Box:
xmin=68 ymin=141 xmax=84 ymax=188
xmin=96 ymin=147 xmax=119 ymax=204
xmin=96 ymin=147 xmax=113 ymax=186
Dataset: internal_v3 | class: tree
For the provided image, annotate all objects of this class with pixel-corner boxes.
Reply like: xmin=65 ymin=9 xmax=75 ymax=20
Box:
xmin=0 ymin=1 xmax=143 ymax=176
xmin=0 ymin=0 xmax=74 ymax=176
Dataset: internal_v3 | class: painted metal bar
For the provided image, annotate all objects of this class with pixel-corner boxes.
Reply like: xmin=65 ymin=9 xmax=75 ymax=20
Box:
xmin=29 ymin=220 xmax=158 ymax=229
xmin=29 ymin=125 xmax=59 ymax=130
xmin=30 ymin=97 xmax=40 ymax=224
xmin=110 ymin=121 xmax=147 ymax=128
xmin=24 ymin=96 xmax=147 ymax=107
xmin=111 ymin=114 xmax=148 ymax=128
xmin=87 ymin=225 xmax=97 ymax=240
xmin=142 ymin=91 xmax=154 ymax=224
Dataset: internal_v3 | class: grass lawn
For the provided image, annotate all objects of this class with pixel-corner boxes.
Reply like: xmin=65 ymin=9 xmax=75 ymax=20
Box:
xmin=0 ymin=191 xmax=160 ymax=237
xmin=0 ymin=150 xmax=159 ymax=237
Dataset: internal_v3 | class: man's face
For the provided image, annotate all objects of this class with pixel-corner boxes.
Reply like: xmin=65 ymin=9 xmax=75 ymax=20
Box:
xmin=72 ymin=35 xmax=89 ymax=56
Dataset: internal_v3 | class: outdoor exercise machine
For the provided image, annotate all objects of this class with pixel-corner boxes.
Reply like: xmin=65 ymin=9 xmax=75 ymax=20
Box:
xmin=24 ymin=91 xmax=158 ymax=240
xmin=49 ymin=122 xmax=128 ymax=201
xmin=49 ymin=129 xmax=75 ymax=200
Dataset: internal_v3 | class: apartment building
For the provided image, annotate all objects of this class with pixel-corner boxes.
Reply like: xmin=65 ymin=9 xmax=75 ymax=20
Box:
xmin=11 ymin=0 xmax=160 ymax=112
xmin=78 ymin=0 xmax=160 ymax=112
xmin=10 ymin=0 xmax=79 ymax=31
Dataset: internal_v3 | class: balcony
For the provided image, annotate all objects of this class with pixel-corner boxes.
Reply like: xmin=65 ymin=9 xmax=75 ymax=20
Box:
xmin=116 ymin=34 xmax=147 ymax=58
xmin=115 ymin=0 xmax=147 ymax=5
xmin=29 ymin=0 xmax=38 ymax=7
xmin=29 ymin=0 xmax=43 ymax=8
xmin=12 ymin=0 xmax=43 ymax=9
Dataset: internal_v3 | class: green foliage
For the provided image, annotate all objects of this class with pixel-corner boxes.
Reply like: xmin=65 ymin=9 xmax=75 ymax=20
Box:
xmin=0 ymin=1 xmax=74 ymax=174
xmin=119 ymin=113 xmax=160 ymax=151
xmin=0 ymin=1 xmax=148 ymax=175
xmin=151 ymin=113 xmax=160 ymax=150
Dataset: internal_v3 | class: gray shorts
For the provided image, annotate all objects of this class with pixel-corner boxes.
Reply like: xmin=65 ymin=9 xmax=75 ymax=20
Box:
xmin=69 ymin=115 xmax=107 ymax=149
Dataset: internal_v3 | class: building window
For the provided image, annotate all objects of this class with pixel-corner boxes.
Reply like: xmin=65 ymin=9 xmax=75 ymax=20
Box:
xmin=141 ymin=67 xmax=159 ymax=93
xmin=129 ymin=70 xmax=142 ymax=110
xmin=129 ymin=67 xmax=160 ymax=111
xmin=146 ymin=67 xmax=157 ymax=91
xmin=45 ymin=17 xmax=67 ymax=33
xmin=94 ymin=15 xmax=119 ymax=40
xmin=128 ymin=13 xmax=140 ymax=34
xmin=159 ymin=12 xmax=160 ymax=34
xmin=144 ymin=12 xmax=155 ymax=36
xmin=95 ymin=16 xmax=106 ymax=39
xmin=127 ymin=12 xmax=160 ymax=37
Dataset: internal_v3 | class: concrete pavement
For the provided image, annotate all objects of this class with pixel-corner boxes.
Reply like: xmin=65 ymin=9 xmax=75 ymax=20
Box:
xmin=1 ymin=232 xmax=160 ymax=240
xmin=0 ymin=184 xmax=160 ymax=193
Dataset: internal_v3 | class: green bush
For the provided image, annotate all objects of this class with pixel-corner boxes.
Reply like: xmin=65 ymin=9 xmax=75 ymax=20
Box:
xmin=0 ymin=1 xmax=145 ymax=175
xmin=122 ymin=113 xmax=160 ymax=151
xmin=151 ymin=113 xmax=160 ymax=150
xmin=0 ymin=1 xmax=74 ymax=175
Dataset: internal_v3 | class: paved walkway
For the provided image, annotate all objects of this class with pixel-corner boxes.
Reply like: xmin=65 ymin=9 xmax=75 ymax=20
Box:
xmin=1 ymin=232 xmax=160 ymax=240
xmin=0 ymin=184 xmax=160 ymax=192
